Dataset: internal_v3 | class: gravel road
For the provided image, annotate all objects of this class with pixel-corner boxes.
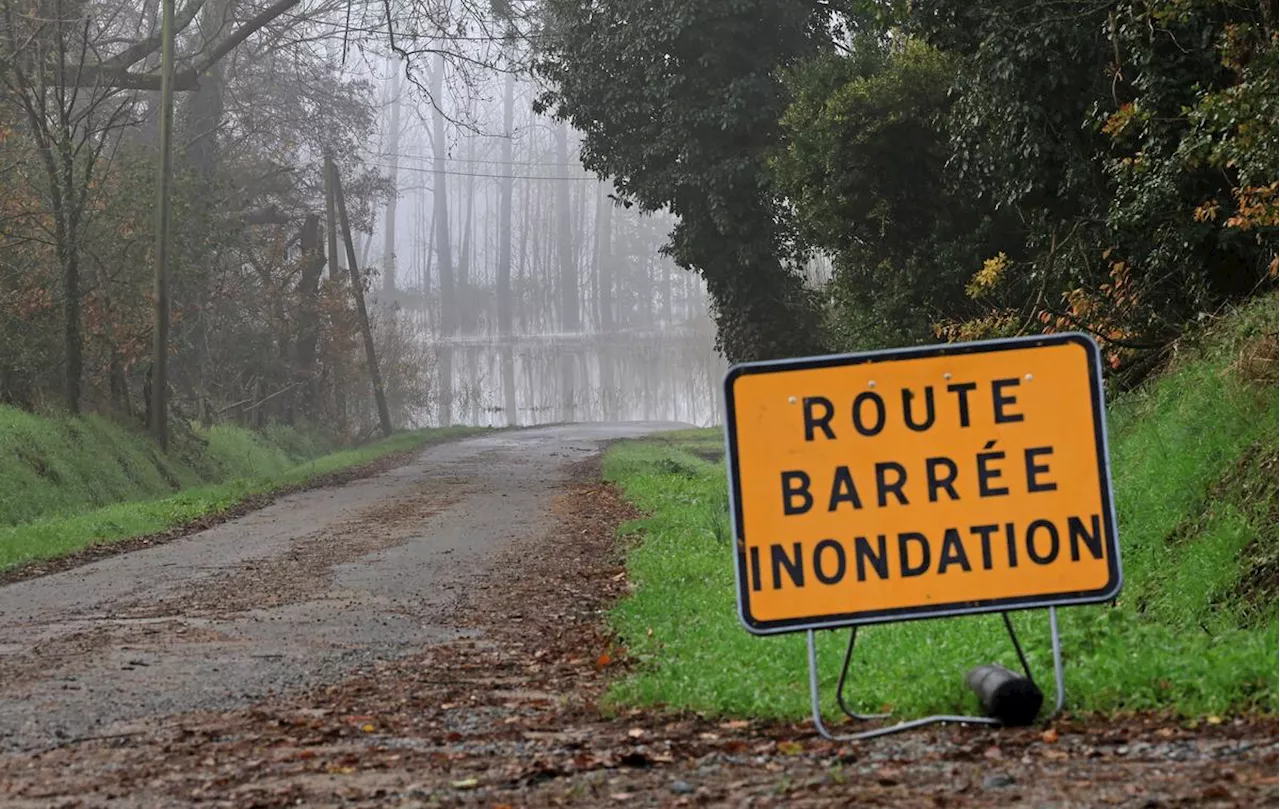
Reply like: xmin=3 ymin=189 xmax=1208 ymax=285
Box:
xmin=0 ymin=423 xmax=1273 ymax=808
xmin=0 ymin=423 xmax=682 ymax=754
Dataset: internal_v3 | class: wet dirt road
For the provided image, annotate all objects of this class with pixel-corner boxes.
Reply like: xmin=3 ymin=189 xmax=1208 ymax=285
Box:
xmin=0 ymin=423 xmax=682 ymax=754
xmin=0 ymin=424 xmax=1273 ymax=808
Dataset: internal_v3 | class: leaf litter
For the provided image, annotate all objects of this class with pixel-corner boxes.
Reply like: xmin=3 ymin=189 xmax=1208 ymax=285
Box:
xmin=0 ymin=458 xmax=1274 ymax=807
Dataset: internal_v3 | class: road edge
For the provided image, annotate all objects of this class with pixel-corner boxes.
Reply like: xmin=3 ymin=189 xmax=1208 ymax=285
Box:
xmin=0 ymin=429 xmax=491 ymax=588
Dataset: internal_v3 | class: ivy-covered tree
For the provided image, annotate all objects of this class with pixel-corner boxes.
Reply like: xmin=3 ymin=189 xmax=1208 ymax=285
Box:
xmin=534 ymin=0 xmax=830 ymax=361
xmin=912 ymin=0 xmax=1277 ymax=369
xmin=770 ymin=37 xmax=1018 ymax=350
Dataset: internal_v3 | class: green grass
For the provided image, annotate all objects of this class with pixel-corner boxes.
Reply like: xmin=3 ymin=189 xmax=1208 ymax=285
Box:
xmin=603 ymin=296 xmax=1278 ymax=721
xmin=0 ymin=419 xmax=484 ymax=571
xmin=0 ymin=410 xmax=348 ymax=528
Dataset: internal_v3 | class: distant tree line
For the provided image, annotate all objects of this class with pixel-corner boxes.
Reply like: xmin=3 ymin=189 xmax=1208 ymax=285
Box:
xmin=0 ymin=0 xmax=442 ymax=436
xmin=377 ymin=66 xmax=709 ymax=343
xmin=0 ymin=0 xmax=711 ymax=437
xmin=536 ymin=0 xmax=1277 ymax=379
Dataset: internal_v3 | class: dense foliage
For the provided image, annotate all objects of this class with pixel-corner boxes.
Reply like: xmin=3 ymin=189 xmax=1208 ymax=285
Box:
xmin=538 ymin=0 xmax=1277 ymax=370
xmin=0 ymin=0 xmax=418 ymax=433
xmin=534 ymin=0 xmax=829 ymax=362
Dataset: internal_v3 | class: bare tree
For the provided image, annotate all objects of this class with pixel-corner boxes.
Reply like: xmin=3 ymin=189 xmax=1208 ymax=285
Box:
xmin=555 ymin=120 xmax=577 ymax=331
xmin=430 ymin=52 xmax=454 ymax=424
xmin=594 ymin=181 xmax=614 ymax=332
xmin=381 ymin=58 xmax=401 ymax=295
xmin=1 ymin=0 xmax=137 ymax=412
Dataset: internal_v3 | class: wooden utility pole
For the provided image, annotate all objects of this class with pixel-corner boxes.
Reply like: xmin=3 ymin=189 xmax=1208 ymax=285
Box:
xmin=150 ymin=0 xmax=177 ymax=450
xmin=330 ymin=159 xmax=393 ymax=438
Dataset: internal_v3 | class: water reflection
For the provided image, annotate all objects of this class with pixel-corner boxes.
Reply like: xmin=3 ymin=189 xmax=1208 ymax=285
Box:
xmin=421 ymin=328 xmax=725 ymax=427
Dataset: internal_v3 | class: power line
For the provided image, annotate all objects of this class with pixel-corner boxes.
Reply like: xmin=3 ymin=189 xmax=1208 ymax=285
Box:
xmin=297 ymin=17 xmax=550 ymax=43
xmin=375 ymin=150 xmax=583 ymax=169
xmin=369 ymin=161 xmax=600 ymax=181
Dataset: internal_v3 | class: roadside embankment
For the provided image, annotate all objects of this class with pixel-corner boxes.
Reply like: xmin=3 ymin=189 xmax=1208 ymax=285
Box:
xmin=603 ymin=295 xmax=1278 ymax=720
xmin=0 ymin=412 xmax=484 ymax=573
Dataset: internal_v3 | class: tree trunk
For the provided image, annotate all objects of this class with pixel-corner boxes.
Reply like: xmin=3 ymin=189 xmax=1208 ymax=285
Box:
xmin=595 ymin=182 xmax=614 ymax=333
xmin=325 ymin=148 xmax=341 ymax=282
xmin=183 ymin=0 xmax=226 ymax=176
xmin=150 ymin=0 xmax=177 ymax=448
xmin=183 ymin=0 xmax=226 ymax=428
xmin=661 ymin=261 xmax=672 ymax=325
xmin=558 ymin=349 xmax=575 ymax=422
xmin=496 ymin=69 xmax=514 ymax=338
xmin=295 ymin=213 xmax=324 ymax=410
xmin=501 ymin=345 xmax=517 ymax=426
xmin=555 ymin=122 xmax=579 ymax=332
xmin=60 ymin=231 xmax=82 ymax=415
xmin=423 ymin=203 xmax=435 ymax=295
xmin=456 ymin=134 xmax=477 ymax=333
xmin=382 ymin=59 xmax=401 ymax=296
xmin=431 ymin=54 xmax=454 ymax=425
xmin=516 ymin=130 xmax=531 ymax=334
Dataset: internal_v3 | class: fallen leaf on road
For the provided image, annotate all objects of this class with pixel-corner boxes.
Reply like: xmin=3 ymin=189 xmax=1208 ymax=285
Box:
xmin=597 ymin=652 xmax=612 ymax=668
xmin=611 ymin=793 xmax=636 ymax=801
xmin=720 ymin=720 xmax=749 ymax=730
xmin=777 ymin=740 xmax=803 ymax=756
xmin=1041 ymin=728 xmax=1059 ymax=743
xmin=360 ymin=723 xmax=375 ymax=733
xmin=451 ymin=778 xmax=478 ymax=790
xmin=627 ymin=727 xmax=646 ymax=738
xmin=984 ymin=746 xmax=1003 ymax=760
xmin=876 ymin=767 xmax=900 ymax=786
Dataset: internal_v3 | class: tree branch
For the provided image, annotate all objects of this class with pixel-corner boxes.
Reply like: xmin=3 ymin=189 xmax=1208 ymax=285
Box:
xmin=60 ymin=0 xmax=301 ymax=91
xmin=99 ymin=0 xmax=206 ymax=71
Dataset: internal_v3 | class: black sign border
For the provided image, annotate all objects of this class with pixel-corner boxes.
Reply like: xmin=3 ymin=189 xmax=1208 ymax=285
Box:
xmin=723 ymin=332 xmax=1123 ymax=635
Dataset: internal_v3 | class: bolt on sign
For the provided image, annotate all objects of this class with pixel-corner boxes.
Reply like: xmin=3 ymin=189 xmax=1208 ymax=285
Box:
xmin=723 ymin=334 xmax=1122 ymax=634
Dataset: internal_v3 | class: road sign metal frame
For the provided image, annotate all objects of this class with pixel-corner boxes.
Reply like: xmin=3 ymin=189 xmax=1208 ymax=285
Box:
xmin=722 ymin=331 xmax=1123 ymax=635
xmin=722 ymin=333 xmax=1116 ymax=737
xmin=806 ymin=607 xmax=1067 ymax=741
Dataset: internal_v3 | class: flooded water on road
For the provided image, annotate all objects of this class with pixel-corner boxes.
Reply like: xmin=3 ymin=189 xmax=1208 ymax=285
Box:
xmin=421 ymin=328 xmax=726 ymax=428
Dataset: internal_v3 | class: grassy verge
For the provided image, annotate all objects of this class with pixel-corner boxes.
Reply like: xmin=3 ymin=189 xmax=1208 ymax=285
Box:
xmin=0 ymin=424 xmax=484 ymax=571
xmin=603 ymin=297 xmax=1278 ymax=721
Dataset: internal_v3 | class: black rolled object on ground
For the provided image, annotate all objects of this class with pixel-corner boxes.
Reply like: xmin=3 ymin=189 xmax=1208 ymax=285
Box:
xmin=965 ymin=663 xmax=1044 ymax=727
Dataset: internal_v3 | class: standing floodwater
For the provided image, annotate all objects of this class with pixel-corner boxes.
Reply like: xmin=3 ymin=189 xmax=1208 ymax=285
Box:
xmin=421 ymin=326 xmax=724 ymax=428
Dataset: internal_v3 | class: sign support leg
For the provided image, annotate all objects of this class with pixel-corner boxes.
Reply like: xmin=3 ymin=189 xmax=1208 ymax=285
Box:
xmin=1049 ymin=606 xmax=1065 ymax=714
xmin=807 ymin=629 xmax=1000 ymax=741
xmin=835 ymin=627 xmax=888 ymax=721
xmin=806 ymin=610 xmax=1069 ymax=741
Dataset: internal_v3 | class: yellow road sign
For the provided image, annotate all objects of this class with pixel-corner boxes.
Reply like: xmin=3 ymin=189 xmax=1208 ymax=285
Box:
xmin=723 ymin=333 xmax=1121 ymax=634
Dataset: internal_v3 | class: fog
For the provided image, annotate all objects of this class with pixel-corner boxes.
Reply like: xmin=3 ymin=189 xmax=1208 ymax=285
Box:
xmin=355 ymin=51 xmax=728 ymax=428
